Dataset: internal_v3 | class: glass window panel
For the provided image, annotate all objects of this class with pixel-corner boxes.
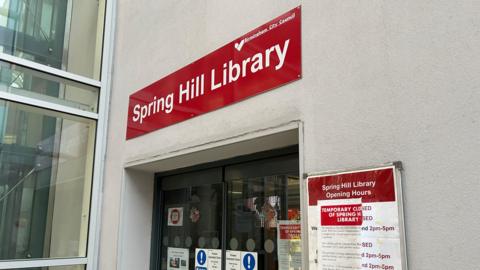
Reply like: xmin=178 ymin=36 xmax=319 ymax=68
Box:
xmin=0 ymin=60 xmax=99 ymax=112
xmin=0 ymin=100 xmax=96 ymax=260
xmin=17 ymin=265 xmax=85 ymax=270
xmin=225 ymin=154 xmax=301 ymax=270
xmin=226 ymin=174 xmax=301 ymax=270
xmin=0 ymin=0 xmax=105 ymax=80
xmin=160 ymin=170 xmax=224 ymax=270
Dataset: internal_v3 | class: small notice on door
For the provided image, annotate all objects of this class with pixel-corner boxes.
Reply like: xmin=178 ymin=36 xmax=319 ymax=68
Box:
xmin=208 ymin=249 xmax=222 ymax=270
xmin=168 ymin=207 xmax=184 ymax=226
xmin=277 ymin=220 xmax=302 ymax=270
xmin=241 ymin=252 xmax=258 ymax=270
xmin=167 ymin=248 xmax=189 ymax=270
xmin=195 ymin=248 xmax=222 ymax=270
xmin=226 ymin=250 xmax=241 ymax=270
xmin=195 ymin=249 xmax=208 ymax=270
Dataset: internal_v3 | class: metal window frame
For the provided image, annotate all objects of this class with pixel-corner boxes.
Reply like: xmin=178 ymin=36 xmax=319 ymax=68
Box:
xmin=85 ymin=0 xmax=116 ymax=269
xmin=0 ymin=53 xmax=102 ymax=88
xmin=0 ymin=91 xmax=99 ymax=119
xmin=0 ymin=0 xmax=116 ymax=269
xmin=0 ymin=258 xmax=88 ymax=269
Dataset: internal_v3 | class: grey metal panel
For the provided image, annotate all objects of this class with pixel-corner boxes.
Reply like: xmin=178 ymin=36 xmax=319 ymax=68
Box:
xmin=225 ymin=154 xmax=299 ymax=180
xmin=160 ymin=167 xmax=222 ymax=191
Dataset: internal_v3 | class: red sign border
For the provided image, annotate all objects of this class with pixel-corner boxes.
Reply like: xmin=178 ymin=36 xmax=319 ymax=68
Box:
xmin=126 ymin=6 xmax=302 ymax=139
xmin=307 ymin=166 xmax=398 ymax=206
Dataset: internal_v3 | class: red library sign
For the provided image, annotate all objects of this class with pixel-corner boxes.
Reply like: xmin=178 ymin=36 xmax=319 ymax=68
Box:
xmin=126 ymin=6 xmax=302 ymax=139
xmin=307 ymin=167 xmax=396 ymax=206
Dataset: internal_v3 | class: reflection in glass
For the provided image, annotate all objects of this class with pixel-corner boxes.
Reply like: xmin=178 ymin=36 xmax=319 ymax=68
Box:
xmin=0 ymin=101 xmax=96 ymax=260
xmin=156 ymin=154 xmax=300 ymax=270
xmin=161 ymin=183 xmax=223 ymax=269
xmin=0 ymin=0 xmax=105 ymax=79
xmin=0 ymin=61 xmax=99 ymax=112
xmin=163 ymin=236 xmax=168 ymax=247
xmin=227 ymin=175 xmax=301 ymax=270
xmin=174 ymin=236 xmax=181 ymax=247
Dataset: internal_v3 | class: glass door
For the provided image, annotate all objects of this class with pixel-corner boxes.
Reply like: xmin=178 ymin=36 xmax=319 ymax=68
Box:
xmin=159 ymin=168 xmax=224 ymax=270
xmin=154 ymin=151 xmax=301 ymax=270
xmin=225 ymin=155 xmax=300 ymax=270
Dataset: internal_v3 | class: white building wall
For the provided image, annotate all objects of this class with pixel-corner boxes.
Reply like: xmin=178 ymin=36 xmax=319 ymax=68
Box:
xmin=100 ymin=1 xmax=480 ymax=269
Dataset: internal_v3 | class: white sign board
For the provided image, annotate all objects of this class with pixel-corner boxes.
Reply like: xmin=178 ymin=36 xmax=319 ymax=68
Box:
xmin=208 ymin=249 xmax=222 ymax=270
xmin=307 ymin=165 xmax=407 ymax=270
xmin=226 ymin=250 xmax=241 ymax=270
xmin=195 ymin=248 xmax=222 ymax=270
xmin=167 ymin=248 xmax=189 ymax=270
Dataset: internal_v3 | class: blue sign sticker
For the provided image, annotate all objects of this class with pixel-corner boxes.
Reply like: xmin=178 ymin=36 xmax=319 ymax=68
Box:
xmin=197 ymin=250 xmax=207 ymax=266
xmin=243 ymin=253 xmax=256 ymax=270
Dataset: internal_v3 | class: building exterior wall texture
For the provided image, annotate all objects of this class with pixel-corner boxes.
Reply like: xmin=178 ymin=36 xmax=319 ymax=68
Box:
xmin=100 ymin=1 xmax=480 ymax=269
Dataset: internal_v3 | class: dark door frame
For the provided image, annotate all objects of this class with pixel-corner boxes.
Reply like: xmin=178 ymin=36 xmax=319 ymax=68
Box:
xmin=150 ymin=145 xmax=299 ymax=270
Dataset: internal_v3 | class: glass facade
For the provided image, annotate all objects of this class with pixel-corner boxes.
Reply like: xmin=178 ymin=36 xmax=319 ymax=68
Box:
xmin=0 ymin=101 xmax=96 ymax=260
xmin=0 ymin=0 xmax=108 ymax=269
xmin=0 ymin=60 xmax=99 ymax=112
xmin=0 ymin=0 xmax=106 ymax=79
